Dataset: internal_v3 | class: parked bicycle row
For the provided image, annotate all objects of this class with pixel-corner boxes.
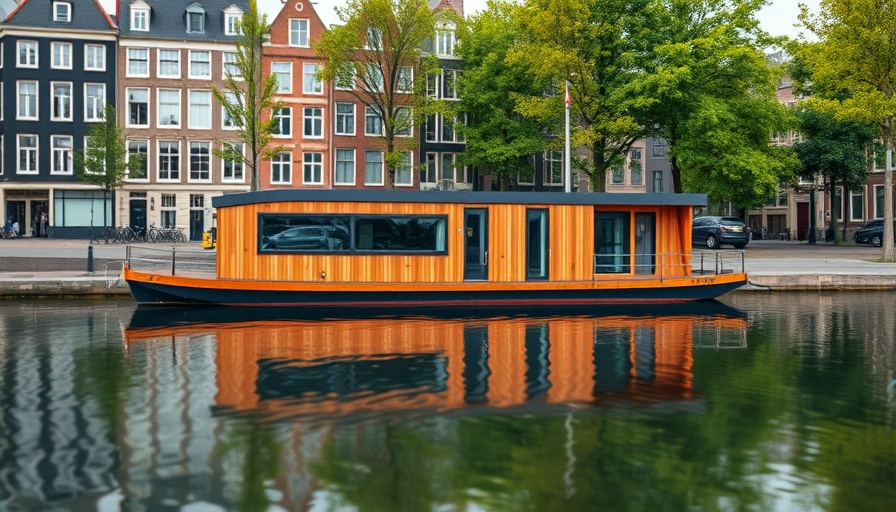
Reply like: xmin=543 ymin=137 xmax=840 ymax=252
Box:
xmin=89 ymin=224 xmax=187 ymax=244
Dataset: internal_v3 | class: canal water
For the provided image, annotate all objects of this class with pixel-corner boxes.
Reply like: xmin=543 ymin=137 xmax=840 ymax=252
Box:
xmin=0 ymin=292 xmax=894 ymax=512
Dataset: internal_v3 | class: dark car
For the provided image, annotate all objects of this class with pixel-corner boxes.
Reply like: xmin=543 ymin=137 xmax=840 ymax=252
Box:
xmin=852 ymin=220 xmax=894 ymax=247
xmin=263 ymin=226 xmax=330 ymax=250
xmin=692 ymin=216 xmax=750 ymax=249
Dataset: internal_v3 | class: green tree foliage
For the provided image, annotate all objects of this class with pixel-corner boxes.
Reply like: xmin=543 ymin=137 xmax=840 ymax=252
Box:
xmin=316 ymin=0 xmax=436 ymax=188
xmin=73 ymin=104 xmax=138 ymax=227
xmin=212 ymin=0 xmax=281 ymax=192
xmin=794 ymin=0 xmax=896 ymax=261
xmin=455 ymin=1 xmax=547 ymax=188
xmin=636 ymin=0 xmax=798 ymax=206
xmin=508 ymin=0 xmax=653 ymax=192
xmin=793 ymin=105 xmax=877 ymax=241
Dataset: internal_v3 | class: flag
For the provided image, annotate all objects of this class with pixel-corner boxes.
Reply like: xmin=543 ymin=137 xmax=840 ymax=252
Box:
xmin=565 ymin=81 xmax=571 ymax=107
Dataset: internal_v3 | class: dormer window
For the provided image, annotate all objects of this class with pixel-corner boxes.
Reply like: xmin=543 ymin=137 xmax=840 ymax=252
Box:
xmin=131 ymin=1 xmax=150 ymax=31
xmin=53 ymin=2 xmax=71 ymax=23
xmin=186 ymin=4 xmax=206 ymax=34
xmin=224 ymin=5 xmax=243 ymax=36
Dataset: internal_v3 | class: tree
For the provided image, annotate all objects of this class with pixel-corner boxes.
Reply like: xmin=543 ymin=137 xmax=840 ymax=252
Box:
xmin=794 ymin=0 xmax=896 ymax=261
xmin=635 ymin=0 xmax=799 ymax=205
xmin=316 ymin=0 xmax=437 ymax=188
xmin=455 ymin=1 xmax=547 ymax=188
xmin=73 ymin=104 xmax=137 ymax=228
xmin=212 ymin=0 xmax=280 ymax=192
xmin=506 ymin=0 xmax=654 ymax=192
xmin=793 ymin=105 xmax=877 ymax=243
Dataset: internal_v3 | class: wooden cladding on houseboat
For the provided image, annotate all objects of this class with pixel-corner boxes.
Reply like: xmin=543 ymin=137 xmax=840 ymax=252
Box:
xmin=214 ymin=198 xmax=696 ymax=284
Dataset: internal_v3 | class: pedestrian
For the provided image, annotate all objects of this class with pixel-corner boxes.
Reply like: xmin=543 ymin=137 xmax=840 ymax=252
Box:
xmin=10 ymin=220 xmax=19 ymax=238
xmin=40 ymin=212 xmax=48 ymax=238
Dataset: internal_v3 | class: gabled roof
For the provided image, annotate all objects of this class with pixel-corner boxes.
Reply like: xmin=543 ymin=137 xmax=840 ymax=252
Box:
xmin=430 ymin=0 xmax=463 ymax=16
xmin=3 ymin=0 xmax=117 ymax=31
xmin=119 ymin=0 xmax=249 ymax=41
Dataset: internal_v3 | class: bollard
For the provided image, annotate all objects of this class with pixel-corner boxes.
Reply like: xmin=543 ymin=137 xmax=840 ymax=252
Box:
xmin=87 ymin=245 xmax=94 ymax=274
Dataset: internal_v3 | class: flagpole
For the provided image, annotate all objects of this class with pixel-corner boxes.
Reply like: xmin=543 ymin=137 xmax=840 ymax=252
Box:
xmin=564 ymin=80 xmax=571 ymax=193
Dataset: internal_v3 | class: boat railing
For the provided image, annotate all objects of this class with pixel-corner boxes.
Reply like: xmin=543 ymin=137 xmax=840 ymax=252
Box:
xmin=593 ymin=251 xmax=745 ymax=281
xmin=126 ymin=245 xmax=216 ymax=276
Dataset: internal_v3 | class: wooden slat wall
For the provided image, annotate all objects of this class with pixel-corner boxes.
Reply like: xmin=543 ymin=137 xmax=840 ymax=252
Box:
xmin=216 ymin=201 xmax=691 ymax=282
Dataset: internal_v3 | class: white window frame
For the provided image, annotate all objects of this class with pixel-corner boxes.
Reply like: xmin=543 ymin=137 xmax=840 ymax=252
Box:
xmin=224 ymin=6 xmax=243 ymax=36
xmin=396 ymin=107 xmax=413 ymax=138
xmin=273 ymin=107 xmax=292 ymax=138
xmin=17 ymin=41 xmax=37 ymax=68
xmin=126 ymin=87 xmax=150 ymax=127
xmin=874 ymin=184 xmax=885 ymax=219
xmin=335 ymin=102 xmax=355 ymax=136
xmin=334 ymin=148 xmax=355 ymax=186
xmin=271 ymin=152 xmax=292 ymax=185
xmin=222 ymin=90 xmax=238 ymax=130
xmin=303 ymin=107 xmax=323 ymax=139
xmin=51 ymin=42 xmax=72 ymax=70
xmin=188 ymin=50 xmax=211 ymax=79
xmin=50 ymin=135 xmax=73 ymax=175
xmin=364 ymin=149 xmax=385 ymax=186
xmin=131 ymin=4 xmax=150 ymax=31
xmin=365 ymin=105 xmax=383 ymax=136
xmin=126 ymin=48 xmax=149 ymax=77
xmin=126 ymin=139 xmax=150 ymax=181
xmin=17 ymin=80 xmax=38 ymax=120
xmin=84 ymin=44 xmax=105 ymax=71
xmin=17 ymin=135 xmax=38 ymax=174
xmin=223 ymin=52 xmax=241 ymax=80
xmin=850 ymin=189 xmax=865 ymax=222
xmin=303 ymin=152 xmax=323 ymax=185
xmin=84 ymin=83 xmax=106 ymax=122
xmin=289 ymin=19 xmax=309 ymax=47
xmin=397 ymin=67 xmax=414 ymax=93
xmin=436 ymin=30 xmax=455 ymax=56
xmin=272 ymin=61 xmax=292 ymax=93
xmin=335 ymin=64 xmax=355 ymax=90
xmin=157 ymin=49 xmax=181 ymax=78
xmin=157 ymin=88 xmax=182 ymax=128
xmin=222 ymin=142 xmax=245 ymax=183
xmin=157 ymin=140 xmax=181 ymax=182
xmin=189 ymin=141 xmax=212 ymax=182
xmin=395 ymin=151 xmax=414 ymax=187
xmin=442 ymin=68 xmax=458 ymax=100
xmin=188 ymin=90 xmax=212 ymax=130
xmin=51 ymin=81 xmax=73 ymax=122
xmin=303 ymin=63 xmax=323 ymax=94
xmin=53 ymin=2 xmax=72 ymax=22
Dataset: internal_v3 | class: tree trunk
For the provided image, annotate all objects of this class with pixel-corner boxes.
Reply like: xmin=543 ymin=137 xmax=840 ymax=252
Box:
xmin=591 ymin=144 xmax=606 ymax=193
xmin=883 ymin=131 xmax=895 ymax=261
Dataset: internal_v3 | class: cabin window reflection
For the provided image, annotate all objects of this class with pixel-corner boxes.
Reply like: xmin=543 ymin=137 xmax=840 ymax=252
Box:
xmin=260 ymin=215 xmax=351 ymax=252
xmin=354 ymin=216 xmax=447 ymax=252
xmin=259 ymin=214 xmax=447 ymax=253
xmin=526 ymin=209 xmax=549 ymax=279
xmin=594 ymin=212 xmax=630 ymax=273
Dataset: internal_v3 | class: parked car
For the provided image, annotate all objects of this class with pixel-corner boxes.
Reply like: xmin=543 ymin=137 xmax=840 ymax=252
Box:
xmin=852 ymin=220 xmax=895 ymax=247
xmin=692 ymin=216 xmax=750 ymax=249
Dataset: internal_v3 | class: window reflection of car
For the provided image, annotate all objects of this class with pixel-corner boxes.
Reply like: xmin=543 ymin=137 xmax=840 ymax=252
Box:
xmin=263 ymin=226 xmax=329 ymax=250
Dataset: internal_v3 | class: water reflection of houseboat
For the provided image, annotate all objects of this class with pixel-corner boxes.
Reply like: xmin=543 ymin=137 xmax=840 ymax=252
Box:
xmin=123 ymin=190 xmax=747 ymax=307
xmin=125 ymin=306 xmax=748 ymax=421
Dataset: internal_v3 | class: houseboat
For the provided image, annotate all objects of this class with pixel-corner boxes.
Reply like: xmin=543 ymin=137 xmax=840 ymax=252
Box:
xmin=122 ymin=190 xmax=747 ymax=308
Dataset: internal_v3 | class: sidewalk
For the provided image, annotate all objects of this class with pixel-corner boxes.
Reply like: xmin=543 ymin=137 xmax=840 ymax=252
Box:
xmin=2 ymin=237 xmax=896 ymax=297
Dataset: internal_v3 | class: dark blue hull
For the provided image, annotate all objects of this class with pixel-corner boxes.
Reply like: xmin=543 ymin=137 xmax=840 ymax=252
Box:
xmin=126 ymin=278 xmax=746 ymax=308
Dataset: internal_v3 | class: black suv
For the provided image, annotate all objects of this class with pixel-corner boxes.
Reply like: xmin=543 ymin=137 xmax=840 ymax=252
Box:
xmin=852 ymin=220 xmax=894 ymax=247
xmin=692 ymin=216 xmax=750 ymax=249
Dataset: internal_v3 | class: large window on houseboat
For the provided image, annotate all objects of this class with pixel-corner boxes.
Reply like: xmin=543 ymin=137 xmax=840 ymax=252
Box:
xmin=594 ymin=211 xmax=630 ymax=273
xmin=526 ymin=209 xmax=549 ymax=279
xmin=259 ymin=214 xmax=447 ymax=253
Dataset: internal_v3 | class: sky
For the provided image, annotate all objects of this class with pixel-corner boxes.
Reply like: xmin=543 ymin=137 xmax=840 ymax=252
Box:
xmin=255 ymin=0 xmax=820 ymax=39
